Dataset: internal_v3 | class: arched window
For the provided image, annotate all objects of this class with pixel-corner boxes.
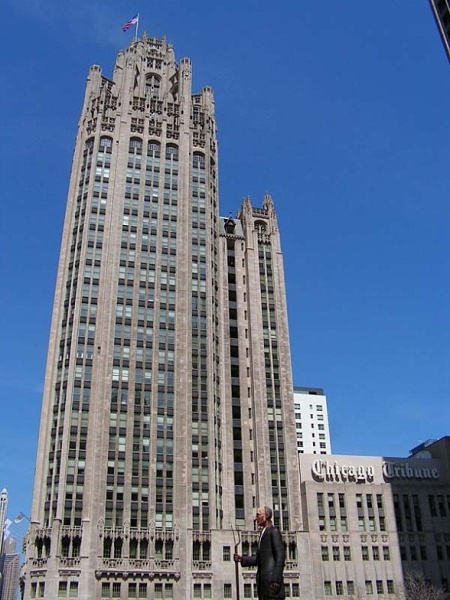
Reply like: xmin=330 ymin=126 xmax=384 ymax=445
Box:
xmin=255 ymin=220 xmax=267 ymax=233
xmin=147 ymin=141 xmax=161 ymax=158
xmin=192 ymin=153 xmax=205 ymax=169
xmin=85 ymin=137 xmax=95 ymax=151
xmin=145 ymin=74 xmax=161 ymax=98
xmin=165 ymin=144 xmax=179 ymax=161
xmin=129 ymin=137 xmax=143 ymax=154
xmin=99 ymin=136 xmax=113 ymax=153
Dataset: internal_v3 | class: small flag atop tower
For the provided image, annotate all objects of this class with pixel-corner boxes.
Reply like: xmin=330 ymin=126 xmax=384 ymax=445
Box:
xmin=122 ymin=13 xmax=139 ymax=33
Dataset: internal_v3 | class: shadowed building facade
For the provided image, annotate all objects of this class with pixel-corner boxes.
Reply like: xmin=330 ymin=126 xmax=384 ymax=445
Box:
xmin=22 ymin=36 xmax=303 ymax=599
xmin=428 ymin=0 xmax=450 ymax=59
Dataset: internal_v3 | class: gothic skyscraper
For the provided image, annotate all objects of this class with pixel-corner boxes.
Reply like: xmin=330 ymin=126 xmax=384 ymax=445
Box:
xmin=24 ymin=36 xmax=301 ymax=599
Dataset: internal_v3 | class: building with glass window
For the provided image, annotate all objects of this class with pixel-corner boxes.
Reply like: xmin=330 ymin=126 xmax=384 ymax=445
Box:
xmin=0 ymin=489 xmax=7 ymax=558
xmin=293 ymin=387 xmax=331 ymax=455
xmin=428 ymin=0 xmax=450 ymax=59
xmin=0 ymin=538 xmax=21 ymax=600
xmin=22 ymin=33 xmax=450 ymax=600
xmin=299 ymin=436 xmax=450 ymax=598
xmin=22 ymin=35 xmax=304 ymax=599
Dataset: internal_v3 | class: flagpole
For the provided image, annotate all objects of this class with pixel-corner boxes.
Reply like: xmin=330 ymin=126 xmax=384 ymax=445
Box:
xmin=232 ymin=526 xmax=241 ymax=600
xmin=135 ymin=14 xmax=140 ymax=42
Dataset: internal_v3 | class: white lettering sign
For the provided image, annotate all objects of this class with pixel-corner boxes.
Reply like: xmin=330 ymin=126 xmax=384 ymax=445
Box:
xmin=310 ymin=460 xmax=440 ymax=482
xmin=311 ymin=460 xmax=374 ymax=483
xmin=382 ymin=462 xmax=439 ymax=480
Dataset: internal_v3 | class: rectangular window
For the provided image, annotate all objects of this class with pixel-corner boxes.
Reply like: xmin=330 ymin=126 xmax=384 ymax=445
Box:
xmin=292 ymin=583 xmax=299 ymax=597
xmin=193 ymin=584 xmax=202 ymax=598
xmin=324 ymin=581 xmax=332 ymax=596
xmin=101 ymin=583 xmax=109 ymax=598
xmin=224 ymin=583 xmax=232 ymax=598
xmin=332 ymin=546 xmax=340 ymax=561
xmin=383 ymin=546 xmax=390 ymax=560
xmin=128 ymin=584 xmax=137 ymax=598
xmin=362 ymin=545 xmax=369 ymax=561
xmin=347 ymin=581 xmax=355 ymax=595
xmin=336 ymin=581 xmax=344 ymax=596
xmin=343 ymin=546 xmax=351 ymax=561
xmin=321 ymin=546 xmax=329 ymax=561
xmin=58 ymin=582 xmax=67 ymax=597
xmin=365 ymin=580 xmax=373 ymax=595
xmin=372 ymin=546 xmax=380 ymax=561
xmin=429 ymin=494 xmax=437 ymax=517
xmin=387 ymin=580 xmax=394 ymax=594
xmin=112 ymin=583 xmax=121 ymax=598
xmin=223 ymin=546 xmax=231 ymax=561
xmin=244 ymin=584 xmax=252 ymax=599
xmin=376 ymin=580 xmax=384 ymax=594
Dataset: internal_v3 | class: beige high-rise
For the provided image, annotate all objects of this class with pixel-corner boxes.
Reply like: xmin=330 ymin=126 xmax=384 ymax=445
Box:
xmin=23 ymin=36 xmax=301 ymax=599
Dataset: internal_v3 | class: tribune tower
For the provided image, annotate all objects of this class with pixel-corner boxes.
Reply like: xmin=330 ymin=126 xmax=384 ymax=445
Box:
xmin=24 ymin=35 xmax=301 ymax=599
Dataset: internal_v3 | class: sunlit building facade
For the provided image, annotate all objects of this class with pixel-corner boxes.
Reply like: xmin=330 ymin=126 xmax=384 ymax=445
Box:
xmin=1 ymin=538 xmax=20 ymax=600
xmin=23 ymin=36 xmax=302 ymax=599
xmin=293 ymin=387 xmax=331 ymax=455
xmin=299 ymin=437 xmax=450 ymax=598
xmin=0 ymin=489 xmax=7 ymax=558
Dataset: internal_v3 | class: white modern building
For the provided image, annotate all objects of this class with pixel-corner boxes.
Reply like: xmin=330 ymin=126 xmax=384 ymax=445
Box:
xmin=293 ymin=387 xmax=331 ymax=455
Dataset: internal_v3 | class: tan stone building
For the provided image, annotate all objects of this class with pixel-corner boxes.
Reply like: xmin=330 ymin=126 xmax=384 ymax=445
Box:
xmin=22 ymin=32 xmax=450 ymax=600
xmin=298 ymin=437 xmax=450 ymax=598
xmin=23 ymin=36 xmax=301 ymax=599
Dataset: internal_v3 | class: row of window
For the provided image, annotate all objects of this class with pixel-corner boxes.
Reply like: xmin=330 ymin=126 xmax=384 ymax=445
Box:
xmin=321 ymin=544 xmax=390 ymax=562
xmin=324 ymin=579 xmax=395 ymax=596
xmin=48 ymin=580 xmax=316 ymax=600
xmin=318 ymin=514 xmax=385 ymax=532
xmin=38 ymin=578 xmax=398 ymax=599
xmin=400 ymin=543 xmax=450 ymax=562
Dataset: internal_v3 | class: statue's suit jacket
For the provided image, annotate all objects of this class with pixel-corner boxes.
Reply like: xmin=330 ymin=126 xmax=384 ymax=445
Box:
xmin=241 ymin=525 xmax=285 ymax=599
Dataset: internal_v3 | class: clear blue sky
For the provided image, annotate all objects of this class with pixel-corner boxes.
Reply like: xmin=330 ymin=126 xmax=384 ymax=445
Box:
xmin=1 ymin=0 xmax=450 ymax=535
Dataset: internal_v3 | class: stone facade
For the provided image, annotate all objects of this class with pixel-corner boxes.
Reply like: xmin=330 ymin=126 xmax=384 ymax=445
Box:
xmin=299 ymin=437 xmax=450 ymax=598
xmin=23 ymin=36 xmax=301 ymax=599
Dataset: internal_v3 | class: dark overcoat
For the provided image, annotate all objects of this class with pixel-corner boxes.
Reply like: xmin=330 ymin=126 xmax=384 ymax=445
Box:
xmin=241 ymin=525 xmax=285 ymax=599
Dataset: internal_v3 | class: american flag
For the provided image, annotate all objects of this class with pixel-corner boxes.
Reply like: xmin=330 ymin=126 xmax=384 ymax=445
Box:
xmin=122 ymin=13 xmax=139 ymax=32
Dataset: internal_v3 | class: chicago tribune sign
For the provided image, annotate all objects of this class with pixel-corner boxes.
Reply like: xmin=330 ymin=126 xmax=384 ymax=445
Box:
xmin=311 ymin=459 xmax=440 ymax=483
